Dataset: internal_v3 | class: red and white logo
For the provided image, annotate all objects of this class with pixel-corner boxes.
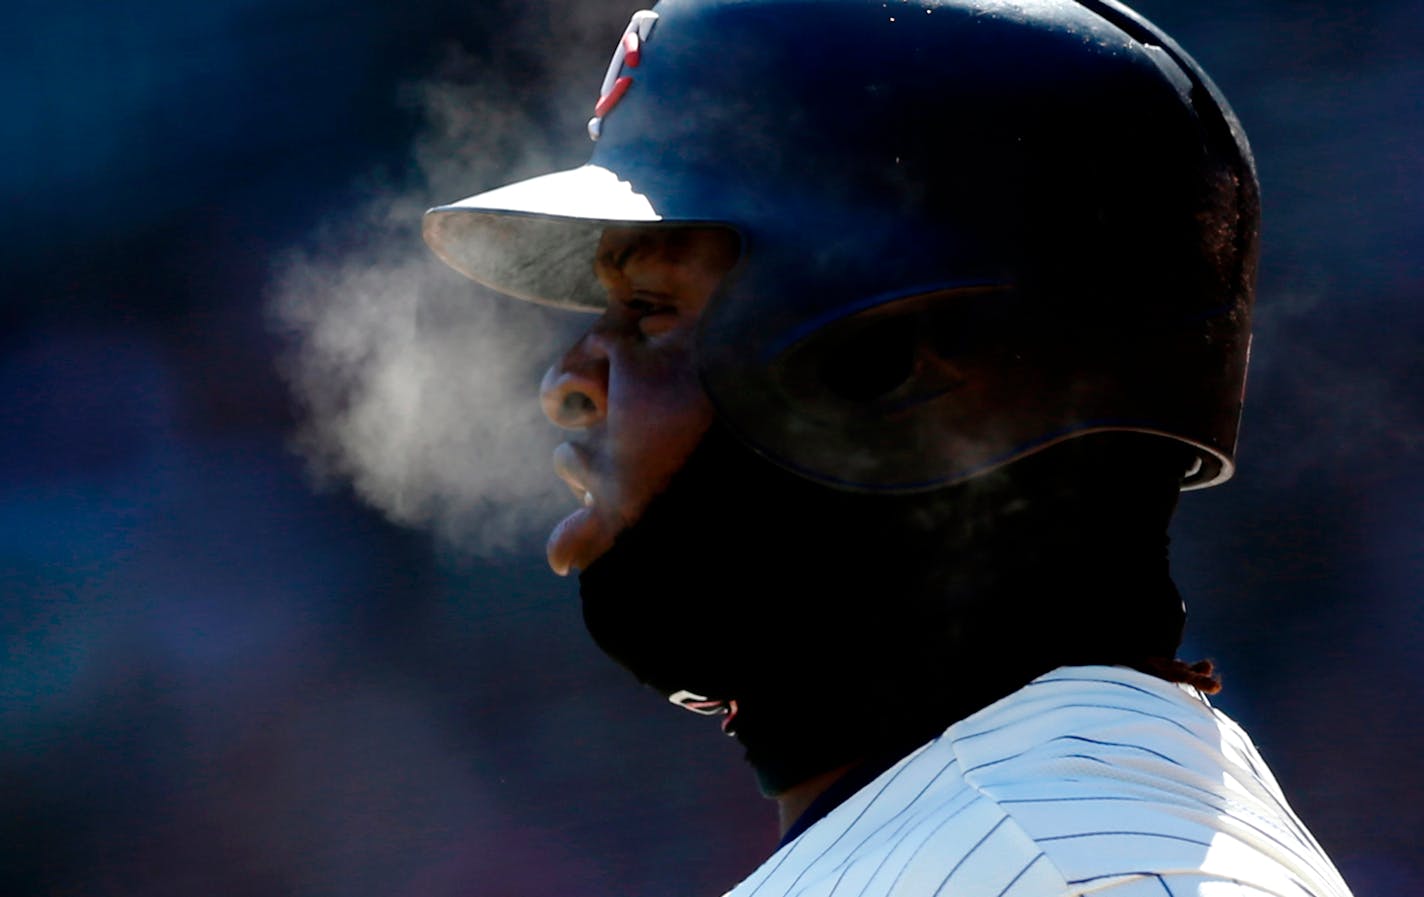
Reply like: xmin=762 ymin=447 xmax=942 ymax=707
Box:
xmin=588 ymin=9 xmax=660 ymax=141
xmin=668 ymin=689 xmax=741 ymax=735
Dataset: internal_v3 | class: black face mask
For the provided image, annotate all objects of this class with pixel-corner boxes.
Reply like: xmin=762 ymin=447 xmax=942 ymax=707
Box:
xmin=579 ymin=424 xmax=1189 ymax=794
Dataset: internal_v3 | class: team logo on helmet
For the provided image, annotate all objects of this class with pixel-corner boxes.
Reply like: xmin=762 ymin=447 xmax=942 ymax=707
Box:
xmin=588 ymin=9 xmax=659 ymax=141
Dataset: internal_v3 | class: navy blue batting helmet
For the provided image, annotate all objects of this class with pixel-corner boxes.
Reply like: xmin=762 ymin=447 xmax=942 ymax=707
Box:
xmin=424 ymin=0 xmax=1260 ymax=491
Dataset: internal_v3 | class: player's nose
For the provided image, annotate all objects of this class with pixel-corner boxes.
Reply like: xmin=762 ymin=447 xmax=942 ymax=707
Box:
xmin=541 ymin=329 xmax=609 ymax=430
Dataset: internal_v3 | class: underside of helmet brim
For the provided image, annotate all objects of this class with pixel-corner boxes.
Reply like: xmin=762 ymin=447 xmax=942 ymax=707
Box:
xmin=423 ymin=164 xmax=674 ymax=311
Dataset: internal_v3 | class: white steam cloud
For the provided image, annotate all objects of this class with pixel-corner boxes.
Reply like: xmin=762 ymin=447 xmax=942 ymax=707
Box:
xmin=268 ymin=51 xmax=605 ymax=554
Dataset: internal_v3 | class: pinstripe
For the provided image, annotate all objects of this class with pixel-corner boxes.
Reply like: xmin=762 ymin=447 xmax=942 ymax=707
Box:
xmin=822 ymin=761 xmax=969 ymax=897
xmin=1039 ymin=829 xmax=1214 ymax=849
xmin=748 ymin=752 xmax=926 ymax=897
xmin=1210 ymin=708 xmax=1320 ymax=854
xmin=918 ymin=814 xmax=1010 ymax=894
xmin=962 ymin=734 xmax=1181 ymax=778
xmin=988 ymin=851 xmax=1048 ymax=897
xmin=722 ymin=667 xmax=1354 ymax=897
xmin=993 ymin=753 xmax=1293 ymax=819
xmin=996 ymin=793 xmax=1340 ymax=879
xmin=839 ymin=788 xmax=978 ymax=896
xmin=1214 ymin=811 xmax=1350 ymax=888
xmin=1042 ymin=831 xmax=1207 ymax=848
xmin=857 ymin=789 xmax=987 ymax=897
xmin=963 ymin=747 xmax=1036 ymax=775
xmin=1001 ymin=795 xmax=1165 ymax=806
xmin=1211 ymin=720 xmax=1324 ymax=853
xmin=1067 ymin=870 xmax=1177 ymax=887
xmin=821 ymin=795 xmax=943 ymax=897
xmin=1052 ymin=735 xmax=1187 ymax=768
xmin=951 ymin=702 xmax=1202 ymax=743
xmin=1023 ymin=675 xmax=1187 ymax=707
xmin=958 ymin=744 xmax=1123 ymax=776
xmin=1057 ymin=753 xmax=1117 ymax=767
xmin=1068 ymin=870 xmax=1326 ymax=896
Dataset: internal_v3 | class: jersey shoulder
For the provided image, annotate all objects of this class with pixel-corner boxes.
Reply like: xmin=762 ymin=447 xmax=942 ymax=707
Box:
xmin=723 ymin=665 xmax=1354 ymax=897
xmin=949 ymin=666 xmax=1353 ymax=897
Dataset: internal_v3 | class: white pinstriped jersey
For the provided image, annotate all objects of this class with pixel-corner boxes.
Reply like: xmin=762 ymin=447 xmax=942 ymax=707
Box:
xmin=724 ymin=666 xmax=1353 ymax=897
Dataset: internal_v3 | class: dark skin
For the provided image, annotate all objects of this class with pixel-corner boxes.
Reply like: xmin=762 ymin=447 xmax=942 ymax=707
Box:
xmin=776 ymin=762 xmax=858 ymax=836
xmin=539 ymin=225 xmax=853 ymax=833
xmin=540 ymin=225 xmax=729 ymax=578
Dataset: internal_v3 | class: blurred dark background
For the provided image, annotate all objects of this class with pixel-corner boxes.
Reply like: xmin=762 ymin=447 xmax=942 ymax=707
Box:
xmin=3 ymin=1 xmax=1420 ymax=895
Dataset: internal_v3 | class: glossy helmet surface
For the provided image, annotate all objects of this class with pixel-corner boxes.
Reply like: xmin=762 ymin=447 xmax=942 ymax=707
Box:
xmin=424 ymin=0 xmax=1260 ymax=491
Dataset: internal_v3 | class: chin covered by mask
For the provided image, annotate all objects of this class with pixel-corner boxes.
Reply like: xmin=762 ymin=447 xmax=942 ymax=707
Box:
xmin=579 ymin=424 xmax=1190 ymax=794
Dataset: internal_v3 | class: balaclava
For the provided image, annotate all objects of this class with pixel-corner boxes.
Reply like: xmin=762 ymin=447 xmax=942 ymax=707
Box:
xmin=579 ymin=423 xmax=1190 ymax=794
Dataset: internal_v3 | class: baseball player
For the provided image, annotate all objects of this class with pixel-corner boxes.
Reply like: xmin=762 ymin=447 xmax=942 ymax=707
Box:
xmin=423 ymin=1 xmax=1357 ymax=894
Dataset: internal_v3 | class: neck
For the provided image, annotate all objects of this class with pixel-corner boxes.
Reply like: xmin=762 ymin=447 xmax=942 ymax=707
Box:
xmin=776 ymin=762 xmax=858 ymax=836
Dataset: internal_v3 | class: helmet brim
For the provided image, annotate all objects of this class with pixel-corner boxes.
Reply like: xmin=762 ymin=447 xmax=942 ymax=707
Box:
xmin=422 ymin=164 xmax=664 ymax=311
